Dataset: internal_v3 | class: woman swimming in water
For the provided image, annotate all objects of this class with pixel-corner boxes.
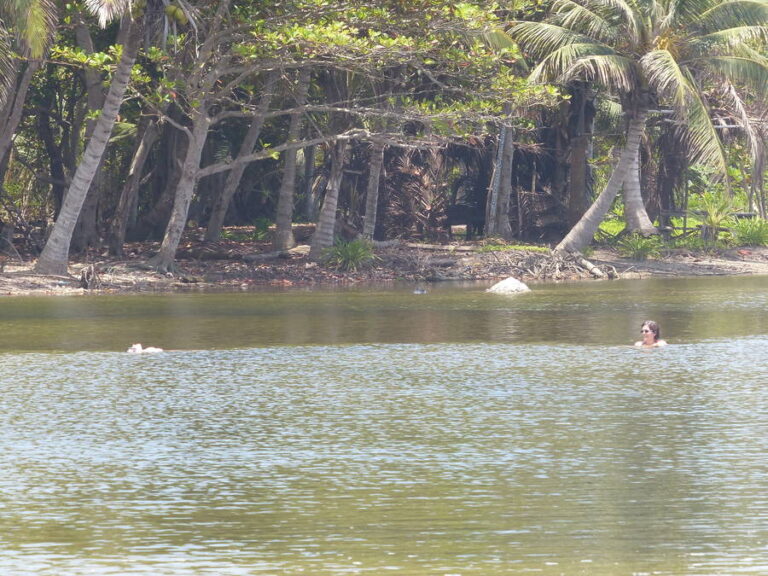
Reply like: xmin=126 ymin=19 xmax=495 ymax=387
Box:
xmin=635 ymin=320 xmax=667 ymax=348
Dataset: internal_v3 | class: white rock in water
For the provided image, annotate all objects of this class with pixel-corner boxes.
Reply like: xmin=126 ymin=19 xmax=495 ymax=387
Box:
xmin=487 ymin=277 xmax=530 ymax=294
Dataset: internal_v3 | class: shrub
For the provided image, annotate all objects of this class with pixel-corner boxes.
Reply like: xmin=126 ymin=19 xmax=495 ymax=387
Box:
xmin=252 ymin=216 xmax=272 ymax=241
xmin=596 ymin=219 xmax=626 ymax=241
xmin=732 ymin=217 xmax=768 ymax=246
xmin=617 ymin=233 xmax=663 ymax=260
xmin=322 ymin=238 xmax=377 ymax=271
xmin=669 ymin=234 xmax=707 ymax=251
xmin=698 ymin=191 xmax=733 ymax=244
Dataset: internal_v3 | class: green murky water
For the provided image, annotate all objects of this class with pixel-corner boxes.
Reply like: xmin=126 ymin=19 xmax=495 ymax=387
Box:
xmin=1 ymin=276 xmax=767 ymax=574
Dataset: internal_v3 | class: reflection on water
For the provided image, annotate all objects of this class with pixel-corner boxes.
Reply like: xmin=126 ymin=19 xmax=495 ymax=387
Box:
xmin=1 ymin=276 xmax=768 ymax=574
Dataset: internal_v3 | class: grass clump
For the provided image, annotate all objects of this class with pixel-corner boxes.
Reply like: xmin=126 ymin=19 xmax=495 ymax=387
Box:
xmin=322 ymin=238 xmax=377 ymax=271
xmin=617 ymin=233 xmax=663 ymax=260
xmin=732 ymin=217 xmax=768 ymax=246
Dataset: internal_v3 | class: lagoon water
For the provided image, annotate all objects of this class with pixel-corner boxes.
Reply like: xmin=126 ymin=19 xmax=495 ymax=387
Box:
xmin=1 ymin=276 xmax=767 ymax=575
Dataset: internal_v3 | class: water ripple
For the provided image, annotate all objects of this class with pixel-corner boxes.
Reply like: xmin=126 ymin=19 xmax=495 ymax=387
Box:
xmin=1 ymin=340 xmax=767 ymax=575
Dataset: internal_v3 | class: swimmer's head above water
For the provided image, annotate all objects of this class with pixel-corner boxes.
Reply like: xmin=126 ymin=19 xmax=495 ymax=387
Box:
xmin=635 ymin=320 xmax=667 ymax=348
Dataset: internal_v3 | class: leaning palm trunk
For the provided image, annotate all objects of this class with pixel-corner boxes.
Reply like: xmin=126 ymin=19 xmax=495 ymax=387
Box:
xmin=310 ymin=141 xmax=347 ymax=260
xmin=35 ymin=16 xmax=141 ymax=275
xmin=622 ymin=137 xmax=657 ymax=234
xmin=362 ymin=139 xmax=385 ymax=239
xmin=273 ymin=68 xmax=311 ymax=251
xmin=555 ymin=112 xmax=647 ymax=254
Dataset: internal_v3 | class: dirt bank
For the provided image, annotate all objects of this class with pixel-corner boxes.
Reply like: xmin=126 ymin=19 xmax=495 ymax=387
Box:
xmin=2 ymin=232 xmax=768 ymax=297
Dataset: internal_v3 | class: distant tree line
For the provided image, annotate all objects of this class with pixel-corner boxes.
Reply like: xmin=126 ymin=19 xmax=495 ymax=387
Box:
xmin=0 ymin=0 xmax=767 ymax=274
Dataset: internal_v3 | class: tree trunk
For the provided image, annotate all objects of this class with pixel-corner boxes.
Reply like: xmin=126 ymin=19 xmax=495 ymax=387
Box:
xmin=35 ymin=15 xmax=142 ymax=275
xmin=310 ymin=141 xmax=347 ymax=259
xmin=485 ymin=125 xmax=514 ymax=238
xmin=567 ymin=85 xmax=595 ymax=226
xmin=495 ymin=125 xmax=514 ymax=240
xmin=147 ymin=108 xmax=210 ymax=271
xmin=273 ymin=68 xmax=311 ymax=251
xmin=622 ymin=139 xmax=657 ymax=234
xmin=0 ymin=59 xmax=41 ymax=166
xmin=485 ymin=128 xmax=504 ymax=237
xmin=362 ymin=139 xmax=385 ymax=239
xmin=108 ymin=115 xmax=160 ymax=255
xmin=555 ymin=111 xmax=647 ymax=254
xmin=205 ymin=71 xmax=277 ymax=241
xmin=301 ymin=145 xmax=318 ymax=221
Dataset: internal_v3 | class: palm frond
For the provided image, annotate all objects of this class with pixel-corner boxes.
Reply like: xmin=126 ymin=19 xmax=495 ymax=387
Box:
xmin=641 ymin=49 xmax=692 ymax=107
xmin=550 ymin=0 xmax=622 ymax=44
xmin=704 ymin=55 xmax=768 ymax=95
xmin=591 ymin=0 xmax=643 ymax=43
xmin=2 ymin=0 xmax=57 ymax=57
xmin=83 ymin=0 xmax=131 ymax=28
xmin=482 ymin=28 xmax=516 ymax=51
xmin=531 ymin=41 xmax=617 ymax=78
xmin=595 ymin=96 xmax=624 ymax=128
xmin=695 ymin=25 xmax=768 ymax=49
xmin=509 ymin=21 xmax=594 ymax=59
xmin=0 ymin=30 xmax=12 ymax=105
xmin=668 ymin=0 xmax=722 ymax=28
xmin=722 ymin=81 xmax=762 ymax=161
xmin=561 ymin=53 xmax=637 ymax=92
xmin=698 ymin=0 xmax=768 ymax=32
xmin=679 ymin=91 xmax=728 ymax=172
xmin=640 ymin=49 xmax=726 ymax=170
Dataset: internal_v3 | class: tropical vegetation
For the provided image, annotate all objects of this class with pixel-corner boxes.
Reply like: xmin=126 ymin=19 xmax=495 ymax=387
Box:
xmin=0 ymin=0 xmax=767 ymax=276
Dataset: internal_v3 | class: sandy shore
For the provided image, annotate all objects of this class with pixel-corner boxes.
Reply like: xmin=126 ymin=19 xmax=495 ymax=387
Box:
xmin=2 ymin=240 xmax=768 ymax=297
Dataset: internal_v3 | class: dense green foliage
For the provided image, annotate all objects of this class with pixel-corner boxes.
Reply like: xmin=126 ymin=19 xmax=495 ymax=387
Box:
xmin=0 ymin=0 xmax=767 ymax=271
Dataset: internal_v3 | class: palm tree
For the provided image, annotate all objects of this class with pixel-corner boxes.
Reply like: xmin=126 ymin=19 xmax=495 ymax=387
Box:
xmin=35 ymin=12 xmax=143 ymax=274
xmin=510 ymin=0 xmax=768 ymax=253
xmin=0 ymin=0 xmax=56 ymax=160
xmin=0 ymin=0 xmax=56 ymax=63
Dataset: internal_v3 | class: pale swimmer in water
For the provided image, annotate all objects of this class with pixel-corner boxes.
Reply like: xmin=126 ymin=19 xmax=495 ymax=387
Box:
xmin=127 ymin=343 xmax=164 ymax=354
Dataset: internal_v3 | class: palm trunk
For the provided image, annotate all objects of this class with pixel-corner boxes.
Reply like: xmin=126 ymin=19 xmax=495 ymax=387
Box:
xmin=148 ymin=108 xmax=210 ymax=271
xmin=310 ymin=141 xmax=347 ymax=259
xmin=622 ymin=138 xmax=657 ymax=234
xmin=362 ymin=139 xmax=385 ymax=239
xmin=35 ymin=15 xmax=142 ymax=275
xmin=71 ymin=13 xmax=121 ymax=252
xmin=273 ymin=68 xmax=310 ymax=251
xmin=205 ymin=71 xmax=277 ymax=241
xmin=555 ymin=111 xmax=647 ymax=254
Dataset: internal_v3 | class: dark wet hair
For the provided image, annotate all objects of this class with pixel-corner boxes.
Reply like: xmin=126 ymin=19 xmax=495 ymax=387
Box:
xmin=641 ymin=320 xmax=660 ymax=341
